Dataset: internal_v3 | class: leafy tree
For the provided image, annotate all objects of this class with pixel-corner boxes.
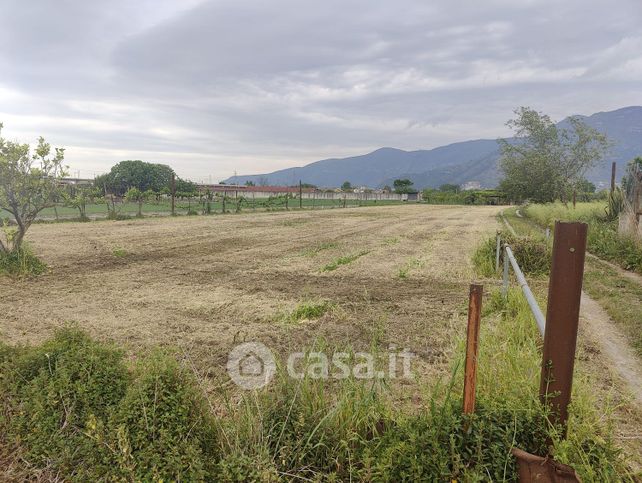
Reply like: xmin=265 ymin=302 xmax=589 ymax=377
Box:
xmin=499 ymin=107 xmax=610 ymax=203
xmin=382 ymin=185 xmax=392 ymax=193
xmin=393 ymin=179 xmax=414 ymax=194
xmin=176 ymin=178 xmax=198 ymax=194
xmin=63 ymin=186 xmax=100 ymax=220
xmin=341 ymin=181 xmax=353 ymax=191
xmin=96 ymin=160 xmax=174 ymax=196
xmin=0 ymin=124 xmax=66 ymax=253
xmin=438 ymin=183 xmax=460 ymax=193
xmin=125 ymin=187 xmax=154 ymax=217
xmin=245 ymin=181 xmax=255 ymax=186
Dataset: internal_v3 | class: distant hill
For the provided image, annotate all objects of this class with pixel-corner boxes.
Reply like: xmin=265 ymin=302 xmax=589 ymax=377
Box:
xmin=224 ymin=106 xmax=642 ymax=189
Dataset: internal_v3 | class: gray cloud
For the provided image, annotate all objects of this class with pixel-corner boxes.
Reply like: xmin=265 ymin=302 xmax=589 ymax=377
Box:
xmin=0 ymin=0 xmax=641 ymax=181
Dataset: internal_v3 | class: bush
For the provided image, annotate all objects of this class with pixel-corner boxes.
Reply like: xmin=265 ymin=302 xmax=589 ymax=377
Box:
xmin=104 ymin=351 xmax=218 ymax=481
xmin=473 ymin=231 xmax=550 ymax=277
xmin=0 ymin=328 xmax=129 ymax=478
xmin=0 ymin=247 xmax=47 ymax=276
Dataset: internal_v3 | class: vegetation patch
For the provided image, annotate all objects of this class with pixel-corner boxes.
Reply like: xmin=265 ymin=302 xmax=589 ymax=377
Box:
xmin=301 ymin=241 xmax=338 ymax=257
xmin=0 ymin=317 xmax=632 ymax=481
xmin=473 ymin=231 xmax=550 ymax=277
xmin=111 ymin=247 xmax=129 ymax=258
xmin=0 ymin=246 xmax=47 ymax=277
xmin=524 ymin=202 xmax=642 ymax=273
xmin=279 ymin=300 xmax=334 ymax=323
xmin=322 ymin=250 xmax=369 ymax=271
xmin=397 ymin=257 xmax=423 ymax=279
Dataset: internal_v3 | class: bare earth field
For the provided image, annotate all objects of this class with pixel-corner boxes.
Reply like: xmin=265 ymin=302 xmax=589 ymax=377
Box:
xmin=0 ymin=205 xmax=500 ymax=396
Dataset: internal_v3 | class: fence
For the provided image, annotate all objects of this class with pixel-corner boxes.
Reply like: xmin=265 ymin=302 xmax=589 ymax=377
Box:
xmin=464 ymin=220 xmax=588 ymax=435
xmin=463 ymin=220 xmax=588 ymax=479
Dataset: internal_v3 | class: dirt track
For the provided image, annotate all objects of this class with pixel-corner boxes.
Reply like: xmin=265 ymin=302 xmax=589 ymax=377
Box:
xmin=1 ymin=205 xmax=500 ymax=388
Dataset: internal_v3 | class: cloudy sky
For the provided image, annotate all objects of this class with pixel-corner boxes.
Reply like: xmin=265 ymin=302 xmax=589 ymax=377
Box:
xmin=1 ymin=0 xmax=641 ymax=181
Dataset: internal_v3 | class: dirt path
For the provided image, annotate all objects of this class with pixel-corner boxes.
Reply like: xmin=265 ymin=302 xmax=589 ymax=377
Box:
xmin=580 ymin=292 xmax=642 ymax=405
xmin=586 ymin=252 xmax=642 ymax=286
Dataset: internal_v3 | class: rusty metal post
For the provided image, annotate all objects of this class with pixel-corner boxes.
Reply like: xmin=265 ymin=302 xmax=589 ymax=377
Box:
xmin=539 ymin=221 xmax=588 ymax=431
xmin=463 ymin=284 xmax=483 ymax=414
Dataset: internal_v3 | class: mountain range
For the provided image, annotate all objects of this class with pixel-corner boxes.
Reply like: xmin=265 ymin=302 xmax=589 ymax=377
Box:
xmin=224 ymin=106 xmax=642 ymax=189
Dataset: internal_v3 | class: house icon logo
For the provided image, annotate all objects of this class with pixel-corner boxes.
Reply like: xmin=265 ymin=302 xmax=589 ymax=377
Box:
xmin=227 ymin=342 xmax=276 ymax=389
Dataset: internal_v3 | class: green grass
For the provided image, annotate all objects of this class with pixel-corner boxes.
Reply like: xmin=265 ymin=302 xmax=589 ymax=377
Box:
xmin=583 ymin=258 xmax=642 ymax=356
xmin=397 ymin=257 xmax=423 ymax=279
xmin=2 ymin=310 xmax=633 ymax=480
xmin=522 ymin=202 xmax=642 ymax=274
xmin=0 ymin=198 xmax=407 ymax=221
xmin=0 ymin=247 xmax=47 ymax=277
xmin=501 ymin=205 xmax=642 ymax=362
xmin=111 ymin=247 xmax=128 ymax=258
xmin=321 ymin=250 xmax=369 ymax=272
xmin=279 ymin=300 xmax=334 ymax=323
xmin=301 ymin=241 xmax=339 ymax=257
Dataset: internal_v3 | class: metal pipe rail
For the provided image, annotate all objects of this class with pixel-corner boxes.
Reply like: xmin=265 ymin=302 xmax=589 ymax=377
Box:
xmin=499 ymin=239 xmax=546 ymax=337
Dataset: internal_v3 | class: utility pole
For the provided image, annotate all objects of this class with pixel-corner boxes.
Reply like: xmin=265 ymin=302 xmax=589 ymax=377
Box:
xmin=299 ymin=180 xmax=303 ymax=209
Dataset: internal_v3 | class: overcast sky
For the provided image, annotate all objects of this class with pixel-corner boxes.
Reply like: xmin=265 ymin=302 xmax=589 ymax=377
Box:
xmin=1 ymin=0 xmax=641 ymax=181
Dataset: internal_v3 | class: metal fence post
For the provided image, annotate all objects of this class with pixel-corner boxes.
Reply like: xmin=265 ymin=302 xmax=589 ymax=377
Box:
xmin=502 ymin=248 xmax=509 ymax=298
xmin=463 ymin=284 xmax=483 ymax=414
xmin=495 ymin=234 xmax=501 ymax=272
xmin=539 ymin=221 xmax=588 ymax=432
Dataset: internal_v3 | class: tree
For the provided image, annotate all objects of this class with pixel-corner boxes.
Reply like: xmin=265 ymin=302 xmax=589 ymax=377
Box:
xmin=393 ymin=179 xmax=414 ymax=194
xmin=341 ymin=181 xmax=353 ymax=191
xmin=245 ymin=181 xmax=255 ymax=186
xmin=96 ymin=160 xmax=175 ymax=196
xmin=0 ymin=124 xmax=66 ymax=254
xmin=125 ymin=187 xmax=153 ymax=217
xmin=498 ymin=107 xmax=610 ymax=203
xmin=63 ymin=186 xmax=100 ymax=221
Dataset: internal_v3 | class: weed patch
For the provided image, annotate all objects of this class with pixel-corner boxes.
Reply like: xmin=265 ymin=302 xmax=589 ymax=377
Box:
xmin=0 ymin=247 xmax=47 ymax=277
xmin=473 ymin=231 xmax=550 ymax=277
xmin=322 ymin=250 xmax=369 ymax=271
xmin=112 ymin=247 xmax=128 ymax=258
xmin=301 ymin=241 xmax=338 ymax=257
xmin=279 ymin=300 xmax=334 ymax=323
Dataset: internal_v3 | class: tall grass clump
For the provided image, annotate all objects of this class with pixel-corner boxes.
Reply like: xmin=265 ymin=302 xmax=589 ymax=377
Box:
xmin=523 ymin=201 xmax=642 ymax=273
xmin=0 ymin=328 xmax=129 ymax=478
xmin=1 ymin=325 xmax=634 ymax=480
xmin=103 ymin=351 xmax=218 ymax=481
xmin=473 ymin=231 xmax=550 ymax=277
xmin=0 ymin=246 xmax=47 ymax=276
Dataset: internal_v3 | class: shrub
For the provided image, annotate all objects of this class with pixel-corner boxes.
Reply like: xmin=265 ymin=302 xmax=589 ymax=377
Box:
xmin=473 ymin=232 xmax=550 ymax=277
xmin=104 ymin=351 xmax=218 ymax=481
xmin=0 ymin=328 xmax=129 ymax=478
xmin=0 ymin=246 xmax=47 ymax=276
